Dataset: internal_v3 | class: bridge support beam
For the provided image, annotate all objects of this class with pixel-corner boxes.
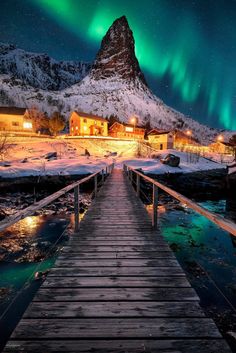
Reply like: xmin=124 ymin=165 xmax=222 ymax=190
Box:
xmin=152 ymin=184 xmax=158 ymax=229
xmin=74 ymin=185 xmax=80 ymax=233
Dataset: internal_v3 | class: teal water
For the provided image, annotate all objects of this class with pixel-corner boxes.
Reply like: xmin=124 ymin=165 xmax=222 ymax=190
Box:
xmin=156 ymin=198 xmax=236 ymax=336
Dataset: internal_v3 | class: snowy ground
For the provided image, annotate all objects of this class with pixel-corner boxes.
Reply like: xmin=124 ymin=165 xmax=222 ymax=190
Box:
xmin=0 ymin=139 xmax=226 ymax=179
xmin=119 ymin=149 xmax=226 ymax=175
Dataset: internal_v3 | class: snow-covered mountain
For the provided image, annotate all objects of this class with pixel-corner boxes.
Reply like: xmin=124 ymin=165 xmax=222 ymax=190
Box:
xmin=0 ymin=43 xmax=91 ymax=90
xmin=0 ymin=16 xmax=222 ymax=143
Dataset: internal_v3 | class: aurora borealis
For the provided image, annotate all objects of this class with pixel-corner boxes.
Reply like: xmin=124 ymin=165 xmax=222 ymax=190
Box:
xmin=1 ymin=0 xmax=236 ymax=130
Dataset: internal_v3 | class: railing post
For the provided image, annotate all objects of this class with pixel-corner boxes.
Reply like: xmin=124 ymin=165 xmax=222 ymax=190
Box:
xmin=152 ymin=184 xmax=158 ymax=229
xmin=136 ymin=173 xmax=140 ymax=197
xmin=94 ymin=174 xmax=98 ymax=197
xmin=74 ymin=185 xmax=79 ymax=232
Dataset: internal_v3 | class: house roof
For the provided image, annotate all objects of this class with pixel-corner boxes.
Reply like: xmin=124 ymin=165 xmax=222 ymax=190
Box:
xmin=147 ymin=129 xmax=171 ymax=136
xmin=220 ymin=141 xmax=234 ymax=147
xmin=73 ymin=111 xmax=108 ymax=123
xmin=109 ymin=121 xmax=145 ymax=131
xmin=0 ymin=107 xmax=27 ymax=115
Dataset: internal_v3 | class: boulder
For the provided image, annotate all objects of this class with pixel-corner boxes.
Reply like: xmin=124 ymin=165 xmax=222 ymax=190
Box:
xmin=161 ymin=154 xmax=180 ymax=167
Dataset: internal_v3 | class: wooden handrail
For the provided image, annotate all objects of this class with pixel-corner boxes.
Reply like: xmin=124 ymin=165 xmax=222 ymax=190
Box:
xmin=124 ymin=164 xmax=236 ymax=237
xmin=0 ymin=163 xmax=114 ymax=233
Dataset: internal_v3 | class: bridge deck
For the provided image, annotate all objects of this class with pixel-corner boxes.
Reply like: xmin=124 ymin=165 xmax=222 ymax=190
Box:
xmin=4 ymin=169 xmax=231 ymax=352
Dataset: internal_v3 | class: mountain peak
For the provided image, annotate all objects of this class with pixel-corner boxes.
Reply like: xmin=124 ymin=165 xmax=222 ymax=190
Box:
xmin=90 ymin=16 xmax=148 ymax=86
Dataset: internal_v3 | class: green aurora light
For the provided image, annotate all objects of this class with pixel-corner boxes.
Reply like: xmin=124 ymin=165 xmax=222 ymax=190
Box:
xmin=29 ymin=0 xmax=236 ymax=130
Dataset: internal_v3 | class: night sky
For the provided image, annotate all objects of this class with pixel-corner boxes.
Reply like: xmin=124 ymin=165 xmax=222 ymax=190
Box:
xmin=1 ymin=0 xmax=236 ymax=130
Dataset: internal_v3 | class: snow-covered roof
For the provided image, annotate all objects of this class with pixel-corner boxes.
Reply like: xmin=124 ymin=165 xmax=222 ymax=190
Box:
xmin=72 ymin=111 xmax=108 ymax=123
xmin=147 ymin=129 xmax=171 ymax=136
xmin=0 ymin=106 xmax=27 ymax=115
xmin=109 ymin=121 xmax=145 ymax=130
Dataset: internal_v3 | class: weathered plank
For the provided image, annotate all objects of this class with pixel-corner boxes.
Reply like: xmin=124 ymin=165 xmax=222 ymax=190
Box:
xmin=24 ymin=301 xmax=205 ymax=318
xmin=11 ymin=318 xmax=221 ymax=339
xmin=3 ymin=339 xmax=232 ymax=353
xmin=61 ymin=245 xmax=170 ymax=252
xmin=57 ymin=251 xmax=175 ymax=259
xmin=48 ymin=267 xmax=185 ymax=277
xmin=54 ymin=258 xmax=180 ymax=267
xmin=42 ymin=276 xmax=192 ymax=288
xmin=33 ymin=287 xmax=199 ymax=302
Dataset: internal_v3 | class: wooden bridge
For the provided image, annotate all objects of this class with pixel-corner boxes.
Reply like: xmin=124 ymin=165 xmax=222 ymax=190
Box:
xmin=3 ymin=168 xmax=233 ymax=352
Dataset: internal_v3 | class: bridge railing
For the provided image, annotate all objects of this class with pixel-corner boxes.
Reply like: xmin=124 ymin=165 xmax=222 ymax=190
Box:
xmin=123 ymin=164 xmax=236 ymax=237
xmin=0 ymin=163 xmax=114 ymax=233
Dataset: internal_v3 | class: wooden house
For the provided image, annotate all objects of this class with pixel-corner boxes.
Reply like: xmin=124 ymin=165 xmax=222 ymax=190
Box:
xmin=70 ymin=111 xmax=108 ymax=137
xmin=209 ymin=141 xmax=234 ymax=155
xmin=109 ymin=122 xmax=145 ymax=140
xmin=0 ymin=107 xmax=33 ymax=132
xmin=147 ymin=129 xmax=174 ymax=150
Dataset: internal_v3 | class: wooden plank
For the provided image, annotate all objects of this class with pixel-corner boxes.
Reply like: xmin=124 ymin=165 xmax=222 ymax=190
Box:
xmin=68 ymin=241 xmax=167 ymax=246
xmin=48 ymin=267 xmax=185 ymax=277
xmin=42 ymin=276 xmax=191 ymax=288
xmin=24 ymin=301 xmax=205 ymax=318
xmin=54 ymin=259 xmax=180 ymax=267
xmin=57 ymin=252 xmax=175 ymax=259
xmin=11 ymin=318 xmax=222 ymax=339
xmin=61 ymin=246 xmax=170 ymax=252
xmin=33 ymin=287 xmax=199 ymax=302
xmin=3 ymin=339 xmax=232 ymax=353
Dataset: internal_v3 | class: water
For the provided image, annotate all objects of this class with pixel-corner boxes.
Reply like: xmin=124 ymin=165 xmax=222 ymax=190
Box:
xmin=0 ymin=215 xmax=70 ymax=350
xmin=154 ymin=197 xmax=236 ymax=340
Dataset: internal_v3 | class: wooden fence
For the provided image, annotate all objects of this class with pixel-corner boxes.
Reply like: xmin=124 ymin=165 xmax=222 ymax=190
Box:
xmin=0 ymin=163 xmax=114 ymax=233
xmin=124 ymin=164 xmax=236 ymax=237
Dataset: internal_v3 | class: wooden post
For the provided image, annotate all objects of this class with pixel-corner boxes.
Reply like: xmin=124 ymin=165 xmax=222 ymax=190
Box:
xmin=136 ymin=174 xmax=140 ymax=197
xmin=152 ymin=184 xmax=158 ymax=229
xmin=105 ymin=166 xmax=108 ymax=175
xmin=94 ymin=175 xmax=98 ymax=197
xmin=74 ymin=185 xmax=79 ymax=232
xmin=102 ymin=169 xmax=104 ymax=183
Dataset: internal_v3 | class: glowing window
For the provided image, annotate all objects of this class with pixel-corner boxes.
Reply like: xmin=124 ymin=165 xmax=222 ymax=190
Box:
xmin=72 ymin=127 xmax=74 ymax=131
xmin=125 ymin=126 xmax=133 ymax=132
xmin=76 ymin=126 xmax=78 ymax=130
xmin=23 ymin=122 xmax=32 ymax=129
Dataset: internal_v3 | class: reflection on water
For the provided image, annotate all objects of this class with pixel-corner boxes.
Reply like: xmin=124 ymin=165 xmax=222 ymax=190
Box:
xmin=0 ymin=215 xmax=70 ymax=350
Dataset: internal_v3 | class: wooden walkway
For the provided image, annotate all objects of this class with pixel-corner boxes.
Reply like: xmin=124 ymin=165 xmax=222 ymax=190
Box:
xmin=4 ymin=169 xmax=232 ymax=352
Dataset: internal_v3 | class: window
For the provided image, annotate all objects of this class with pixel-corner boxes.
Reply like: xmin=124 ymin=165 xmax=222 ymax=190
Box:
xmin=76 ymin=126 xmax=78 ymax=130
xmin=23 ymin=122 xmax=32 ymax=129
xmin=125 ymin=126 xmax=133 ymax=132
xmin=12 ymin=121 xmax=19 ymax=126
xmin=101 ymin=122 xmax=104 ymax=126
xmin=83 ymin=119 xmax=87 ymax=123
xmin=94 ymin=120 xmax=97 ymax=125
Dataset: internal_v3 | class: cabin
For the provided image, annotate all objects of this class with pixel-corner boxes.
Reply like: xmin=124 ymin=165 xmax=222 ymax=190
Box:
xmin=209 ymin=141 xmax=234 ymax=155
xmin=109 ymin=122 xmax=145 ymax=140
xmin=147 ymin=129 xmax=174 ymax=150
xmin=70 ymin=111 xmax=108 ymax=137
xmin=0 ymin=107 xmax=33 ymax=132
